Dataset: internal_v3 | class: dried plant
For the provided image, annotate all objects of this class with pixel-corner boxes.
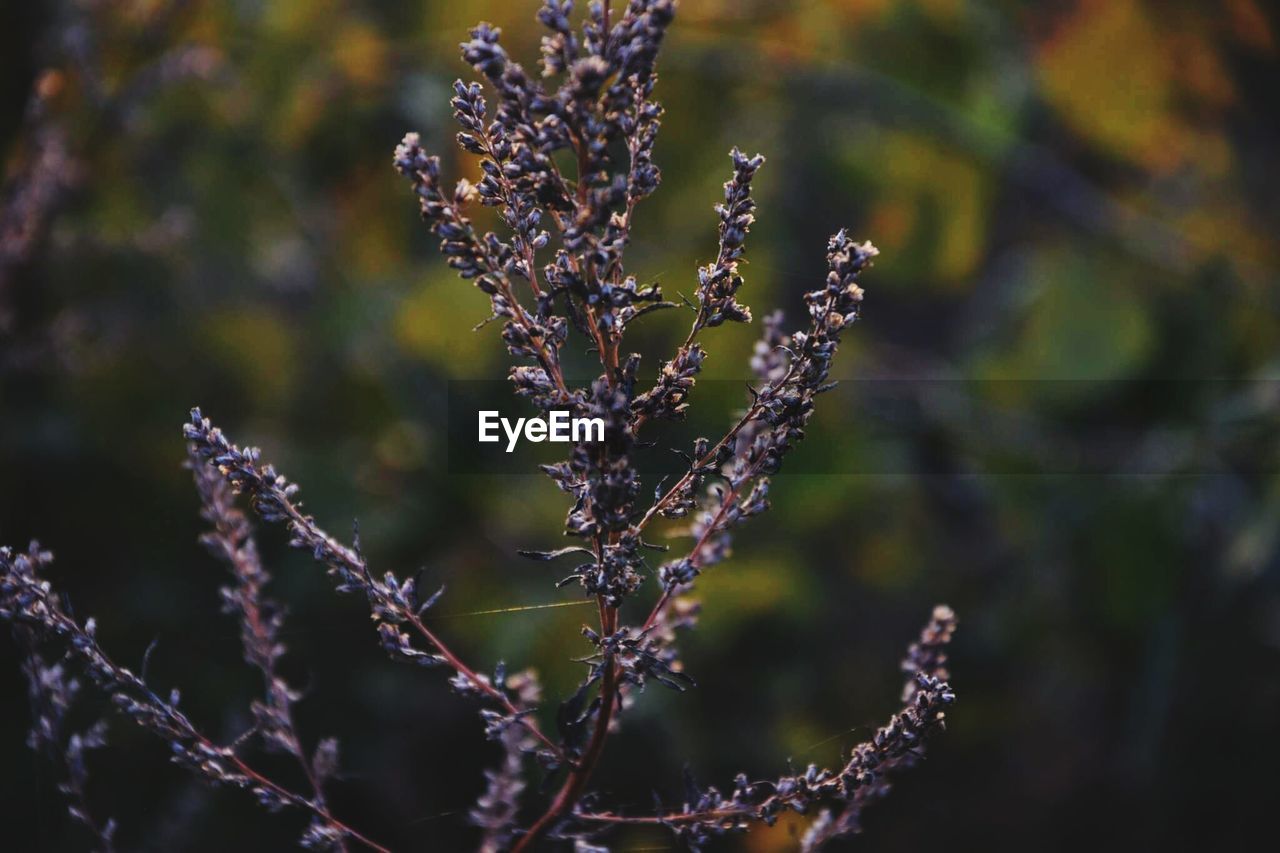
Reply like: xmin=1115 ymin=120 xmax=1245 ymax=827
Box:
xmin=18 ymin=629 xmax=117 ymax=853
xmin=2 ymin=1 xmax=956 ymax=850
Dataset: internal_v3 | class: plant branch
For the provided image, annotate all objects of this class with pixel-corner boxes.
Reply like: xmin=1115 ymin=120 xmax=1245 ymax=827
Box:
xmin=184 ymin=411 xmax=565 ymax=764
xmin=513 ymin=600 xmax=621 ymax=853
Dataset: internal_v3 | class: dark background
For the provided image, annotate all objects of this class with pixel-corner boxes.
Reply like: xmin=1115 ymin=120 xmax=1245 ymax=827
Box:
xmin=2 ymin=1 xmax=1278 ymax=850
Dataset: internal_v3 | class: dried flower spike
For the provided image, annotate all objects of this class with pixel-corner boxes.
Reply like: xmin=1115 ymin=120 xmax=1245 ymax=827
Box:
xmin=2 ymin=2 xmax=955 ymax=850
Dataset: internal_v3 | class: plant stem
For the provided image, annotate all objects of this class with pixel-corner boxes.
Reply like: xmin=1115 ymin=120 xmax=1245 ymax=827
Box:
xmin=277 ymin=502 xmax=565 ymax=762
xmin=512 ymin=601 xmax=620 ymax=852
xmin=635 ymin=363 xmax=795 ymax=531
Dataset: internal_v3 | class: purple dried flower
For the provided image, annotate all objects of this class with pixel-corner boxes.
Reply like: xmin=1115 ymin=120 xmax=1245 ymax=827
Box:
xmin=473 ymin=724 xmax=533 ymax=853
xmin=190 ymin=451 xmax=346 ymax=846
xmin=387 ymin=3 xmax=946 ymax=850
xmin=0 ymin=542 xmax=388 ymax=852
xmin=1 ymin=3 xmax=958 ymax=850
xmin=571 ymin=609 xmax=957 ymax=849
xmin=18 ymin=638 xmax=117 ymax=852
xmin=183 ymin=408 xmax=563 ymax=767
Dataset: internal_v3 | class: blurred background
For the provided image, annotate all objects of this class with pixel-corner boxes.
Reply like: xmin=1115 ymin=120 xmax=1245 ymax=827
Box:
xmin=2 ymin=0 xmax=1278 ymax=850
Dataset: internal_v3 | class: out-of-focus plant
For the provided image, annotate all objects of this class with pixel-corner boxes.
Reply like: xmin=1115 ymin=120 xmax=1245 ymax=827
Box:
xmin=2 ymin=1 xmax=957 ymax=850
xmin=0 ymin=0 xmax=221 ymax=302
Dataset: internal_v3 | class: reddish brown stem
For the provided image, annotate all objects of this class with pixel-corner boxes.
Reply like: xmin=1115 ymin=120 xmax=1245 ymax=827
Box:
xmin=575 ymin=808 xmax=733 ymax=826
xmin=405 ymin=609 xmax=564 ymax=759
xmin=280 ymin=504 xmax=564 ymax=762
xmin=635 ymin=363 xmax=794 ymax=531
xmin=226 ymin=751 xmax=391 ymax=853
xmin=513 ymin=602 xmax=621 ymax=852
xmin=640 ymin=454 xmax=764 ymax=633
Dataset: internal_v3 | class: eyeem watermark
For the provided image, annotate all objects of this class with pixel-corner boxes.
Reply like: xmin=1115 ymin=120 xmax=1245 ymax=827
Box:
xmin=450 ymin=379 xmax=1275 ymax=475
xmin=478 ymin=410 xmax=605 ymax=452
